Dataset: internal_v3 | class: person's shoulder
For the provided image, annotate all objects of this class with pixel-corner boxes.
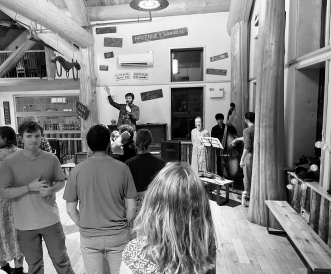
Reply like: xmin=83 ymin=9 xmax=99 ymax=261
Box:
xmin=39 ymin=150 xmax=57 ymax=159
xmin=3 ymin=149 xmax=23 ymax=160
xmin=211 ymin=125 xmax=218 ymax=130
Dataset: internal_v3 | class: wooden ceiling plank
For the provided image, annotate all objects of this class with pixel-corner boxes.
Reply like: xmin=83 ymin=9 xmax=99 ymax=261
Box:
xmin=0 ymin=0 xmax=94 ymax=48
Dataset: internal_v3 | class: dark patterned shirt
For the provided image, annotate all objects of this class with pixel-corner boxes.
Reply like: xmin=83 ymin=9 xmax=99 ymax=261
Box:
xmin=211 ymin=123 xmax=237 ymax=151
xmin=107 ymin=96 xmax=140 ymax=130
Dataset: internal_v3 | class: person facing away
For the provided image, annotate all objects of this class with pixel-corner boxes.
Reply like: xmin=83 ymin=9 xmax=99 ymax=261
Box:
xmin=230 ymin=112 xmax=255 ymax=204
xmin=63 ymin=124 xmax=137 ymax=274
xmin=111 ymin=124 xmax=137 ymax=163
xmin=104 ymin=86 xmax=140 ymax=131
xmin=16 ymin=116 xmax=52 ymax=153
xmin=191 ymin=116 xmax=210 ymax=174
xmin=0 ymin=122 xmax=74 ymax=274
xmin=120 ymin=162 xmax=216 ymax=274
xmin=125 ymin=129 xmax=165 ymax=235
xmin=0 ymin=126 xmax=25 ymax=274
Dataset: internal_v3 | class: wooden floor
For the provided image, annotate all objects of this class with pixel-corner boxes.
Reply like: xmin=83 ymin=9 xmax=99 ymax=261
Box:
xmin=11 ymin=189 xmax=307 ymax=274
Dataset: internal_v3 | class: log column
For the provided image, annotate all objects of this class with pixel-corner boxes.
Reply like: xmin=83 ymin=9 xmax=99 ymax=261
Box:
xmin=230 ymin=21 xmax=248 ymax=134
xmin=45 ymin=48 xmax=56 ymax=80
xmin=248 ymin=0 xmax=287 ymax=227
xmin=64 ymin=0 xmax=98 ymax=151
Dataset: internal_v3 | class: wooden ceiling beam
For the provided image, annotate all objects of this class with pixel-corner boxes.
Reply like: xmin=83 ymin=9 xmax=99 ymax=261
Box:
xmin=61 ymin=0 xmax=231 ymax=21
xmin=226 ymin=0 xmax=254 ymax=35
xmin=0 ymin=0 xmax=94 ymax=48
xmin=0 ymin=6 xmax=82 ymax=64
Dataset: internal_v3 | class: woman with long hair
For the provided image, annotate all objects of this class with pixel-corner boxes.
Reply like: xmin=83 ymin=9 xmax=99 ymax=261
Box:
xmin=125 ymin=129 xmax=165 ymax=236
xmin=0 ymin=126 xmax=26 ymax=274
xmin=120 ymin=162 xmax=216 ymax=274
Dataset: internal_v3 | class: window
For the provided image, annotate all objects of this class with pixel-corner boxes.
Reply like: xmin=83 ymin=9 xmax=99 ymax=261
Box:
xmin=171 ymin=87 xmax=203 ymax=140
xmin=171 ymin=48 xmax=203 ymax=82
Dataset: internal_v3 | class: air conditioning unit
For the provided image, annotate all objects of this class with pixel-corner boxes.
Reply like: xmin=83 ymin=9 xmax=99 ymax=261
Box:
xmin=118 ymin=52 xmax=154 ymax=67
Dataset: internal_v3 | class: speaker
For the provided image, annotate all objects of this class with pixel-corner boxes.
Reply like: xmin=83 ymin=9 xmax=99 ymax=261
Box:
xmin=48 ymin=138 xmax=60 ymax=161
xmin=161 ymin=141 xmax=181 ymax=163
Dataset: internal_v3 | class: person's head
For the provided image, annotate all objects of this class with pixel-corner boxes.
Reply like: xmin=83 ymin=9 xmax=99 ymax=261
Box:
xmin=195 ymin=116 xmax=203 ymax=130
xmin=118 ymin=124 xmax=134 ymax=141
xmin=21 ymin=116 xmax=38 ymax=123
xmin=0 ymin=126 xmax=17 ymax=148
xmin=110 ymin=130 xmax=120 ymax=142
xmin=86 ymin=125 xmax=110 ymax=152
xmin=134 ymin=162 xmax=216 ymax=274
xmin=244 ymin=112 xmax=255 ymax=125
xmin=125 ymin=93 xmax=134 ymax=105
xmin=18 ymin=122 xmax=43 ymax=151
xmin=215 ymin=113 xmax=224 ymax=126
xmin=136 ymin=129 xmax=153 ymax=153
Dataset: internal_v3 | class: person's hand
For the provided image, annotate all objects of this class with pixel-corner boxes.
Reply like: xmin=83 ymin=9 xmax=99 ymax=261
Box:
xmin=28 ymin=176 xmax=47 ymax=192
xmin=229 ymin=139 xmax=237 ymax=147
xmin=240 ymin=160 xmax=245 ymax=168
xmin=125 ymin=105 xmax=131 ymax=113
xmin=104 ymin=86 xmax=111 ymax=96
xmin=39 ymin=185 xmax=53 ymax=197
xmin=121 ymin=131 xmax=131 ymax=141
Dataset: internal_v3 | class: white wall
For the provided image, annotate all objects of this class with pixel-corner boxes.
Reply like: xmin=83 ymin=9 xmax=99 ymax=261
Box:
xmin=94 ymin=13 xmax=232 ymax=137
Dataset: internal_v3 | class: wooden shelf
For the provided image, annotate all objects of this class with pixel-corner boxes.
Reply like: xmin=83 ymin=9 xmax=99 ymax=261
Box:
xmin=44 ymin=130 xmax=81 ymax=134
xmin=306 ymin=182 xmax=331 ymax=202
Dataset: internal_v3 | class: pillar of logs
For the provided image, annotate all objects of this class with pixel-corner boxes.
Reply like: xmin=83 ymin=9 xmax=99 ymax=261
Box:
xmin=64 ymin=0 xmax=99 ymax=151
xmin=248 ymin=0 xmax=287 ymax=228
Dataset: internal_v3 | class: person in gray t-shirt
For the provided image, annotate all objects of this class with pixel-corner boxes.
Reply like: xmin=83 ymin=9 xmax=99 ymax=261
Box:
xmin=63 ymin=124 xmax=137 ymax=274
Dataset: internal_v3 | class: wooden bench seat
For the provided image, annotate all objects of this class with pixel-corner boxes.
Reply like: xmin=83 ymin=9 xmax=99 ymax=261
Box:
xmin=265 ymin=200 xmax=331 ymax=274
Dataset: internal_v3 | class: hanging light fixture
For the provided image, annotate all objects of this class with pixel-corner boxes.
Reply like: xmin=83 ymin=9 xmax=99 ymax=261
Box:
xmin=130 ymin=0 xmax=169 ymax=12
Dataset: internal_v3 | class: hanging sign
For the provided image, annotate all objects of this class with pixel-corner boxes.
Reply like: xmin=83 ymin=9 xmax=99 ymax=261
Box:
xmin=96 ymin=26 xmax=116 ymax=34
xmin=206 ymin=68 xmax=227 ymax=76
xmin=115 ymin=72 xmax=130 ymax=81
xmin=99 ymin=65 xmax=109 ymax=71
xmin=104 ymin=37 xmax=123 ymax=47
xmin=210 ymin=52 xmax=228 ymax=62
xmin=3 ymin=101 xmax=11 ymax=125
xmin=141 ymin=89 xmax=163 ymax=101
xmin=133 ymin=72 xmax=148 ymax=80
xmin=76 ymin=101 xmax=89 ymax=120
xmin=104 ymin=52 xmax=114 ymax=59
xmin=132 ymin=27 xmax=188 ymax=44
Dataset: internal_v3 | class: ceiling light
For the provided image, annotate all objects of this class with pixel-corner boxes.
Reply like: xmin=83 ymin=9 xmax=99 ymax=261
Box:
xmin=130 ymin=0 xmax=169 ymax=12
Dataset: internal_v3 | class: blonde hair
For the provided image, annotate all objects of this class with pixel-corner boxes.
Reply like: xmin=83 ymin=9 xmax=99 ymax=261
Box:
xmin=133 ymin=162 xmax=216 ymax=274
xmin=136 ymin=129 xmax=152 ymax=152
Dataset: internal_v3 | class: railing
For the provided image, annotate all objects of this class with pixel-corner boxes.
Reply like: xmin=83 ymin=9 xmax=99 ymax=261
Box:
xmin=0 ymin=50 xmax=47 ymax=78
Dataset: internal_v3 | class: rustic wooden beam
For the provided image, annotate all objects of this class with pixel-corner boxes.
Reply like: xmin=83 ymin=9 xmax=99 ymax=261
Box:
xmin=0 ymin=36 xmax=36 ymax=77
xmin=64 ymin=0 xmax=99 ymax=151
xmin=0 ymin=79 xmax=79 ymax=92
xmin=62 ymin=0 xmax=231 ymax=21
xmin=318 ymin=197 xmax=329 ymax=243
xmin=226 ymin=0 xmax=254 ymax=36
xmin=45 ymin=48 xmax=56 ymax=80
xmin=0 ymin=6 xmax=83 ymax=63
xmin=248 ymin=0 xmax=287 ymax=228
xmin=310 ymin=190 xmax=322 ymax=233
xmin=0 ymin=0 xmax=94 ymax=48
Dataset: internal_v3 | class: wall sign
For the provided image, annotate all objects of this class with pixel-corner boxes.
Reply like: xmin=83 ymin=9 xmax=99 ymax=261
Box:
xmin=133 ymin=72 xmax=148 ymax=80
xmin=115 ymin=72 xmax=130 ymax=81
xmin=206 ymin=68 xmax=227 ymax=76
xmin=99 ymin=65 xmax=109 ymax=71
xmin=104 ymin=52 xmax=114 ymax=59
xmin=3 ymin=101 xmax=11 ymax=125
xmin=96 ymin=26 xmax=116 ymax=34
xmin=104 ymin=37 xmax=123 ymax=47
xmin=210 ymin=52 xmax=228 ymax=62
xmin=76 ymin=101 xmax=89 ymax=120
xmin=141 ymin=89 xmax=163 ymax=101
xmin=132 ymin=27 xmax=188 ymax=44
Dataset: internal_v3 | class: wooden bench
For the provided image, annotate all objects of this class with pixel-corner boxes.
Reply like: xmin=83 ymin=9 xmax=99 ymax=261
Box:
xmin=265 ymin=200 xmax=331 ymax=274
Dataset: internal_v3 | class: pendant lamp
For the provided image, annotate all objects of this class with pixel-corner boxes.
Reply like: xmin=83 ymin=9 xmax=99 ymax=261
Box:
xmin=130 ymin=0 xmax=169 ymax=12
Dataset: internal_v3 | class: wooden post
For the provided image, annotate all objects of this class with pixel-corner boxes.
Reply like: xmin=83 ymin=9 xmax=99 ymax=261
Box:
xmin=45 ymin=48 xmax=56 ymax=80
xmin=0 ymin=37 xmax=36 ymax=77
xmin=0 ymin=0 xmax=94 ymax=48
xmin=247 ymin=0 xmax=287 ymax=228
xmin=318 ymin=197 xmax=329 ymax=243
xmin=310 ymin=190 xmax=321 ymax=233
xmin=230 ymin=21 xmax=248 ymax=134
xmin=328 ymin=205 xmax=331 ymax=248
xmin=64 ymin=0 xmax=98 ymax=151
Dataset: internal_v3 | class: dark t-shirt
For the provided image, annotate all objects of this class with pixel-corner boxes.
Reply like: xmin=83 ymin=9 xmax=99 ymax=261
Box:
xmin=113 ymin=140 xmax=137 ymax=163
xmin=125 ymin=153 xmax=165 ymax=192
xmin=63 ymin=157 xmax=137 ymax=238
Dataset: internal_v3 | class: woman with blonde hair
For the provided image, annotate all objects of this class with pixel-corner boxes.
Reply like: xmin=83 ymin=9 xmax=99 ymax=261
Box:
xmin=120 ymin=162 xmax=216 ymax=274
